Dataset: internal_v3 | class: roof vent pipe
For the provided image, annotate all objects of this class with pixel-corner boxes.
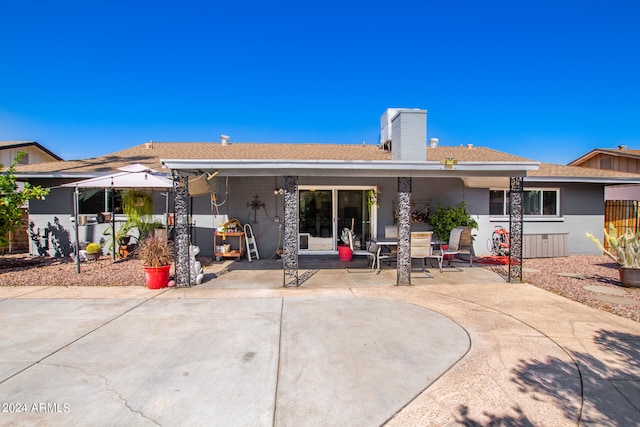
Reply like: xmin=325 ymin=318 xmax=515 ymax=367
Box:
xmin=429 ymin=138 xmax=439 ymax=148
xmin=220 ymin=135 xmax=230 ymax=145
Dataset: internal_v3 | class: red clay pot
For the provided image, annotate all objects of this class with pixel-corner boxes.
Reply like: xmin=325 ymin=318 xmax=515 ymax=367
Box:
xmin=144 ymin=265 xmax=172 ymax=289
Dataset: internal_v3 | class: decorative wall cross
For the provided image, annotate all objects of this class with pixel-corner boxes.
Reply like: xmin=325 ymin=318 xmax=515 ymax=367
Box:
xmin=247 ymin=195 xmax=265 ymax=223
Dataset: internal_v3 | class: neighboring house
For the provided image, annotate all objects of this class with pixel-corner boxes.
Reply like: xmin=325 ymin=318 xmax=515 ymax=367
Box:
xmin=1 ymin=141 xmax=63 ymax=253
xmin=15 ymin=110 xmax=640 ymax=267
xmin=568 ymin=146 xmax=640 ymax=200
xmin=1 ymin=140 xmax=63 ymax=167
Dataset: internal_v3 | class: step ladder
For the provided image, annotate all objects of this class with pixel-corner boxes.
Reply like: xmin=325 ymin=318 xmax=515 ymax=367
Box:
xmin=244 ymin=223 xmax=260 ymax=262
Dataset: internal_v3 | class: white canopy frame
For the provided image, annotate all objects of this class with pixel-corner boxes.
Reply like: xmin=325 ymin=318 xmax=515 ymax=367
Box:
xmin=62 ymin=164 xmax=174 ymax=273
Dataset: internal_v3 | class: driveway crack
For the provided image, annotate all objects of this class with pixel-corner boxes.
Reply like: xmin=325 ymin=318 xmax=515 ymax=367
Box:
xmin=47 ymin=362 xmax=161 ymax=426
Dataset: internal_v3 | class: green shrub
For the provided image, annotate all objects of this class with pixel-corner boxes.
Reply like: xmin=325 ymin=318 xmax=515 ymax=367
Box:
xmin=429 ymin=201 xmax=478 ymax=241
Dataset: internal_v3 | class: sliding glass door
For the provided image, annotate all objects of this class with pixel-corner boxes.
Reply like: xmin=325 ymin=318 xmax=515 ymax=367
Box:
xmin=299 ymin=190 xmax=333 ymax=251
xmin=337 ymin=190 xmax=371 ymax=250
xmin=299 ymin=187 xmax=375 ymax=252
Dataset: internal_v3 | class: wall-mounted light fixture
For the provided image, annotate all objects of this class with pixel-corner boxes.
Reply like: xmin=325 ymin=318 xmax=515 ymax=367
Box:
xmin=440 ymin=157 xmax=458 ymax=169
xmin=273 ymin=188 xmax=284 ymax=195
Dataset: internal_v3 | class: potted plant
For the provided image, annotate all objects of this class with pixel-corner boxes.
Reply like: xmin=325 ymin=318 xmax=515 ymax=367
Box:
xmin=428 ymin=201 xmax=478 ymax=242
xmin=84 ymin=242 xmax=101 ymax=261
xmin=121 ymin=190 xmax=158 ymax=240
xmin=137 ymin=235 xmax=173 ymax=289
xmin=338 ymin=227 xmax=353 ymax=262
xmin=587 ymin=223 xmax=640 ymax=287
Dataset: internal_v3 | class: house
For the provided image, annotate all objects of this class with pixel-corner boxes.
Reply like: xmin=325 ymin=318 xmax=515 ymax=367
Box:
xmin=568 ymin=145 xmax=640 ymax=200
xmin=1 ymin=140 xmax=63 ymax=253
xmin=1 ymin=140 xmax=62 ymax=167
xmin=14 ymin=109 xmax=640 ymax=284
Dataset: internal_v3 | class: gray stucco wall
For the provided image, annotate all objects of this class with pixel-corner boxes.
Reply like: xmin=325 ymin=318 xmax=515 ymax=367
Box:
xmin=25 ymin=177 xmax=607 ymax=259
xmin=191 ymin=176 xmax=285 ymax=258
xmin=27 ymin=180 xmax=171 ymax=257
xmin=474 ymin=182 xmax=605 ymax=257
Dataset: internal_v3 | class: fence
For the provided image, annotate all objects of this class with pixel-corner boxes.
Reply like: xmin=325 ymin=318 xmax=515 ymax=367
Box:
xmin=604 ymin=200 xmax=640 ymax=250
xmin=0 ymin=208 xmax=29 ymax=254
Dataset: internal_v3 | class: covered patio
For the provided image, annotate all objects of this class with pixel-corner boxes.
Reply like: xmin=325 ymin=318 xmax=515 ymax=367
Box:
xmin=158 ymin=109 xmax=537 ymax=287
xmin=162 ymin=157 xmax=535 ymax=287
xmin=192 ymin=255 xmax=508 ymax=289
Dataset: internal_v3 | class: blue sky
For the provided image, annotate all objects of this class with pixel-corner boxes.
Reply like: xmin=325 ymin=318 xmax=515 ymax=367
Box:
xmin=1 ymin=1 xmax=639 ymax=164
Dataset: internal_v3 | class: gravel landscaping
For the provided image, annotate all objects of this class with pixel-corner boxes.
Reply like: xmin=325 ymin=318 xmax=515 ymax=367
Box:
xmin=493 ymin=255 xmax=640 ymax=322
xmin=2 ymin=253 xmax=640 ymax=322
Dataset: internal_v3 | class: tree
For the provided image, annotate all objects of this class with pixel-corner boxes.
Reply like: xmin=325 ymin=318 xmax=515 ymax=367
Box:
xmin=0 ymin=152 xmax=50 ymax=247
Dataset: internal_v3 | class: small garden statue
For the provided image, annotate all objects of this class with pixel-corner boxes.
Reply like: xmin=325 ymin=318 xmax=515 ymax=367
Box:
xmin=189 ymin=245 xmax=205 ymax=285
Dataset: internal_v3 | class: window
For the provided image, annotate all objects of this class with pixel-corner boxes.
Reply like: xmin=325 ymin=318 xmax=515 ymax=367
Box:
xmin=600 ymin=157 xmax=613 ymax=170
xmin=489 ymin=190 xmax=510 ymax=215
xmin=78 ymin=189 xmax=122 ymax=214
xmin=490 ymin=189 xmax=559 ymax=216
xmin=17 ymin=153 xmax=29 ymax=165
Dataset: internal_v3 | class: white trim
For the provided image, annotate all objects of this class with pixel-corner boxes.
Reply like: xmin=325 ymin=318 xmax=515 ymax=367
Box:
xmin=161 ymin=159 xmax=538 ymax=177
xmin=489 ymin=216 xmax=565 ymax=223
xmin=527 ymin=176 xmax=640 ymax=184
xmin=490 ymin=188 xmax=561 ymax=217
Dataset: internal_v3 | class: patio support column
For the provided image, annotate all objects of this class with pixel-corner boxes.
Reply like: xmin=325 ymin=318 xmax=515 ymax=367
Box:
xmin=283 ymin=176 xmax=299 ymax=286
xmin=174 ymin=174 xmax=191 ymax=286
xmin=397 ymin=177 xmax=412 ymax=286
xmin=509 ymin=176 xmax=524 ymax=282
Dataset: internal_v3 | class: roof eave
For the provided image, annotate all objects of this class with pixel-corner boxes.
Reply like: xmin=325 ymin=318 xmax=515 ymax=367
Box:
xmin=567 ymin=149 xmax=601 ymax=166
xmin=15 ymin=172 xmax=109 ymax=180
xmin=568 ymin=148 xmax=640 ymax=165
xmin=160 ymin=159 xmax=539 ymax=178
xmin=526 ymin=176 xmax=640 ymax=184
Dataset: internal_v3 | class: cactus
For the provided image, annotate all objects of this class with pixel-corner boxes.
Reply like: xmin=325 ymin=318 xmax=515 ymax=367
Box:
xmin=587 ymin=223 xmax=640 ymax=268
xmin=85 ymin=242 xmax=102 ymax=254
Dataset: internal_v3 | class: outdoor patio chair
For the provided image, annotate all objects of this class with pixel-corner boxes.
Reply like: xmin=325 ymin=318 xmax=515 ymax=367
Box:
xmin=382 ymin=225 xmax=399 ymax=262
xmin=347 ymin=229 xmax=376 ymax=270
xmin=384 ymin=225 xmax=398 ymax=239
xmin=410 ymin=231 xmax=443 ymax=276
xmin=366 ymin=240 xmax=393 ymax=274
xmin=434 ymin=226 xmax=474 ymax=267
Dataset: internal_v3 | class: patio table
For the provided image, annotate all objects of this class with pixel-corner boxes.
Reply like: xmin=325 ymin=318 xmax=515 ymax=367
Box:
xmin=372 ymin=238 xmax=446 ymax=273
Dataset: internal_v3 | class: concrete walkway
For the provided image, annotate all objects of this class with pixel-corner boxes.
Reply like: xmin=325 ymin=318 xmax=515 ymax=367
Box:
xmin=1 ymin=266 xmax=640 ymax=425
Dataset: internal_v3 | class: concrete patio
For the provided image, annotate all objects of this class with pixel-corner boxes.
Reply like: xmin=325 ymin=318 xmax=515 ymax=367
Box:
xmin=1 ymin=258 xmax=639 ymax=426
xmin=201 ymin=255 xmax=501 ymax=289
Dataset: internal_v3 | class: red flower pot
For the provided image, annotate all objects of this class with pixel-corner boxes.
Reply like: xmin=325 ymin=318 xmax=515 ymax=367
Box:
xmin=338 ymin=245 xmax=353 ymax=262
xmin=442 ymin=245 xmax=454 ymax=260
xmin=144 ymin=265 xmax=172 ymax=289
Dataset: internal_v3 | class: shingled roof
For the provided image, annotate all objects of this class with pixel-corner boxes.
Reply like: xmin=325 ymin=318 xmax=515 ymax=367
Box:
xmin=14 ymin=142 xmax=531 ymax=173
xmin=13 ymin=141 xmax=640 ymax=181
